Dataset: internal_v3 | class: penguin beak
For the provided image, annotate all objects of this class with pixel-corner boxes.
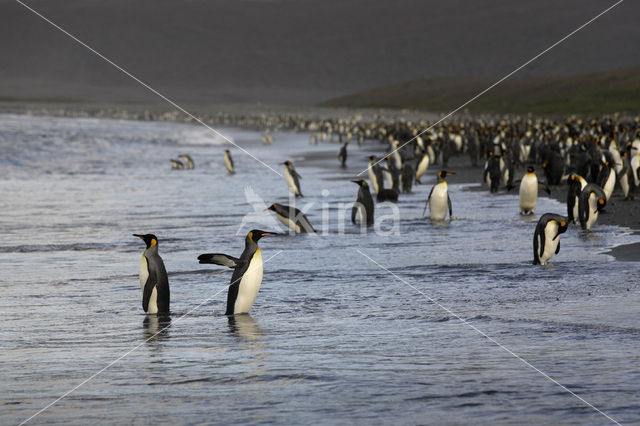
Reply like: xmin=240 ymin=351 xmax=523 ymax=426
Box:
xmin=261 ymin=232 xmax=277 ymax=237
xmin=446 ymin=172 xmax=455 ymax=176
xmin=133 ymin=234 xmax=144 ymax=239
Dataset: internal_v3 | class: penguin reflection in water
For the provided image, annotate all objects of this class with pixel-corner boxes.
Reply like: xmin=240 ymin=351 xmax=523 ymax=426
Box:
xmin=424 ymin=170 xmax=454 ymax=221
xmin=533 ymin=214 xmax=568 ymax=265
xmin=133 ymin=234 xmax=170 ymax=314
xmin=198 ymin=230 xmax=276 ymax=315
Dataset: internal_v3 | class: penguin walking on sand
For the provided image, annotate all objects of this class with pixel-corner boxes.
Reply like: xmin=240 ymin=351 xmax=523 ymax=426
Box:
xmin=198 ymin=230 xmax=276 ymax=315
xmin=351 ymin=180 xmax=375 ymax=226
xmin=518 ymin=166 xmax=550 ymax=215
xmin=424 ymin=170 xmax=454 ymax=221
xmin=579 ymin=184 xmax=607 ymax=230
xmin=267 ymin=203 xmax=316 ymax=233
xmin=339 ymin=142 xmax=348 ymax=167
xmin=134 ymin=234 xmax=170 ymax=314
xmin=224 ymin=149 xmax=235 ymax=174
xmin=532 ymin=214 xmax=568 ymax=265
xmin=567 ymin=173 xmax=587 ymax=223
xmin=282 ymin=160 xmax=303 ymax=197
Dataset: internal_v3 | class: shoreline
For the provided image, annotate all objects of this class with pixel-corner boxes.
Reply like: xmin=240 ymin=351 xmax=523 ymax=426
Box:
xmin=1 ymin=103 xmax=638 ymax=261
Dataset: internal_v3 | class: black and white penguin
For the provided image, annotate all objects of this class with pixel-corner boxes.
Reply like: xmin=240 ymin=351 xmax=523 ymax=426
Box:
xmin=415 ymin=152 xmax=430 ymax=184
xmin=532 ymin=214 xmax=568 ymax=265
xmin=351 ymin=180 xmax=375 ymax=226
xmin=339 ymin=142 xmax=348 ymax=167
xmin=133 ymin=234 xmax=170 ymax=314
xmin=424 ymin=170 xmax=454 ymax=221
xmin=367 ymin=155 xmax=384 ymax=194
xmin=567 ymin=173 xmax=587 ymax=224
xmin=542 ymin=151 xmax=564 ymax=185
xmin=597 ymin=160 xmax=616 ymax=201
xmin=401 ymin=162 xmax=414 ymax=193
xmin=578 ymin=184 xmax=607 ymax=230
xmin=518 ymin=166 xmax=550 ymax=215
xmin=170 ymin=159 xmax=185 ymax=170
xmin=618 ymin=151 xmax=632 ymax=200
xmin=224 ymin=149 xmax=235 ymax=174
xmin=178 ymin=154 xmax=194 ymax=170
xmin=483 ymin=152 xmax=501 ymax=193
xmin=198 ymin=230 xmax=276 ymax=315
xmin=267 ymin=203 xmax=316 ymax=233
xmin=282 ymin=160 xmax=303 ymax=197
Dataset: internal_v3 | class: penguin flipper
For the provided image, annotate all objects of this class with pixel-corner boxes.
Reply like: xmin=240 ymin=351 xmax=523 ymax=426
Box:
xmin=198 ymin=253 xmax=243 ymax=268
xmin=555 ymin=240 xmax=560 ymax=254
xmin=448 ymin=195 xmax=452 ymax=217
xmin=351 ymin=205 xmax=358 ymax=224
xmin=142 ymin=269 xmax=157 ymax=312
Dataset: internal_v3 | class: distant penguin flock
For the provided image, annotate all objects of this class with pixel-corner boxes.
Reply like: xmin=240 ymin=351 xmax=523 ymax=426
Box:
xmin=140 ymin=114 xmax=640 ymax=317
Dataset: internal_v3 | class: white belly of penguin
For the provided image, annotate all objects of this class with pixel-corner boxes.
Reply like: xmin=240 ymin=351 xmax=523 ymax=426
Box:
xmin=416 ymin=156 xmax=429 ymax=179
xmin=429 ymin=183 xmax=448 ymax=220
xmin=139 ymin=255 xmax=158 ymax=313
xmin=234 ymin=249 xmax=264 ymax=314
xmin=539 ymin=222 xmax=559 ymax=265
xmin=285 ymin=169 xmax=299 ymax=195
xmin=275 ymin=212 xmax=301 ymax=233
xmin=519 ymin=175 xmax=538 ymax=213
xmin=603 ymin=172 xmax=615 ymax=200
xmin=572 ymin=196 xmax=580 ymax=222
xmin=224 ymin=155 xmax=234 ymax=173
xmin=586 ymin=193 xmax=599 ymax=230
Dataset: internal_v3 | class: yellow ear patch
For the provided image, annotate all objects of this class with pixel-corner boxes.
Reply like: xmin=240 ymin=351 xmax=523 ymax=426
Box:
xmin=248 ymin=231 xmax=253 ymax=240
xmin=598 ymin=199 xmax=605 ymax=205
xmin=150 ymin=238 xmax=157 ymax=247
xmin=560 ymin=221 xmax=566 ymax=227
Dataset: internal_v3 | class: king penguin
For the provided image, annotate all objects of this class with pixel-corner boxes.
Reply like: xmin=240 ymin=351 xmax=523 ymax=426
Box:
xmin=351 ymin=180 xmax=375 ymax=226
xmin=224 ymin=149 xmax=235 ymax=174
xmin=178 ymin=154 xmax=194 ymax=170
xmin=567 ymin=173 xmax=587 ymax=223
xmin=532 ymin=214 xmax=568 ymax=265
xmin=518 ymin=166 xmax=550 ymax=215
xmin=133 ymin=234 xmax=170 ymax=314
xmin=424 ymin=170 xmax=454 ymax=221
xmin=597 ymin=160 xmax=617 ymax=201
xmin=198 ymin=230 xmax=276 ymax=315
xmin=483 ymin=152 xmax=501 ymax=193
xmin=367 ymin=155 xmax=384 ymax=194
xmin=267 ymin=203 xmax=316 ymax=233
xmin=578 ymin=184 xmax=607 ymax=230
xmin=339 ymin=142 xmax=349 ymax=168
xmin=415 ymin=152 xmax=430 ymax=184
xmin=283 ymin=160 xmax=303 ymax=197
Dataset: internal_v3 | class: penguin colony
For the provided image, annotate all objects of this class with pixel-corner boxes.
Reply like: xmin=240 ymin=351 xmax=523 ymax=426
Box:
xmin=141 ymin=115 xmax=640 ymax=316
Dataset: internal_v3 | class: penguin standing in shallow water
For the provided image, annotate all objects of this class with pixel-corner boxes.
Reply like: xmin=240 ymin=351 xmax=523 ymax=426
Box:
xmin=351 ymin=180 xmax=375 ymax=226
xmin=134 ymin=234 xmax=170 ymax=314
xmin=415 ymin=152 xmax=430 ymax=184
xmin=597 ymin=160 xmax=617 ymax=201
xmin=367 ymin=155 xmax=384 ymax=194
xmin=579 ymin=184 xmax=607 ymax=230
xmin=339 ymin=142 xmax=348 ymax=167
xmin=424 ymin=170 xmax=454 ymax=221
xmin=224 ymin=149 xmax=235 ymax=174
xmin=267 ymin=203 xmax=316 ymax=233
xmin=282 ymin=160 xmax=303 ymax=197
xmin=518 ymin=166 xmax=550 ymax=215
xmin=532 ymin=214 xmax=568 ymax=265
xmin=483 ymin=153 xmax=501 ymax=193
xmin=198 ymin=230 xmax=276 ymax=315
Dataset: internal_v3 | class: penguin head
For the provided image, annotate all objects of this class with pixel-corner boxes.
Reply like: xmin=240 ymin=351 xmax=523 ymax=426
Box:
xmin=225 ymin=149 xmax=230 ymax=154
xmin=527 ymin=166 xmax=535 ymax=173
xmin=437 ymin=170 xmax=454 ymax=181
xmin=282 ymin=160 xmax=292 ymax=166
xmin=267 ymin=203 xmax=278 ymax=212
xmin=351 ymin=179 xmax=368 ymax=188
xmin=133 ymin=234 xmax=158 ymax=249
xmin=247 ymin=229 xmax=277 ymax=242
xmin=368 ymin=155 xmax=377 ymax=161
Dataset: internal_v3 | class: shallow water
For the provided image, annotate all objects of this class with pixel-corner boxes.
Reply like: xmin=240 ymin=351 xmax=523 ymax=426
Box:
xmin=1 ymin=114 xmax=640 ymax=425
